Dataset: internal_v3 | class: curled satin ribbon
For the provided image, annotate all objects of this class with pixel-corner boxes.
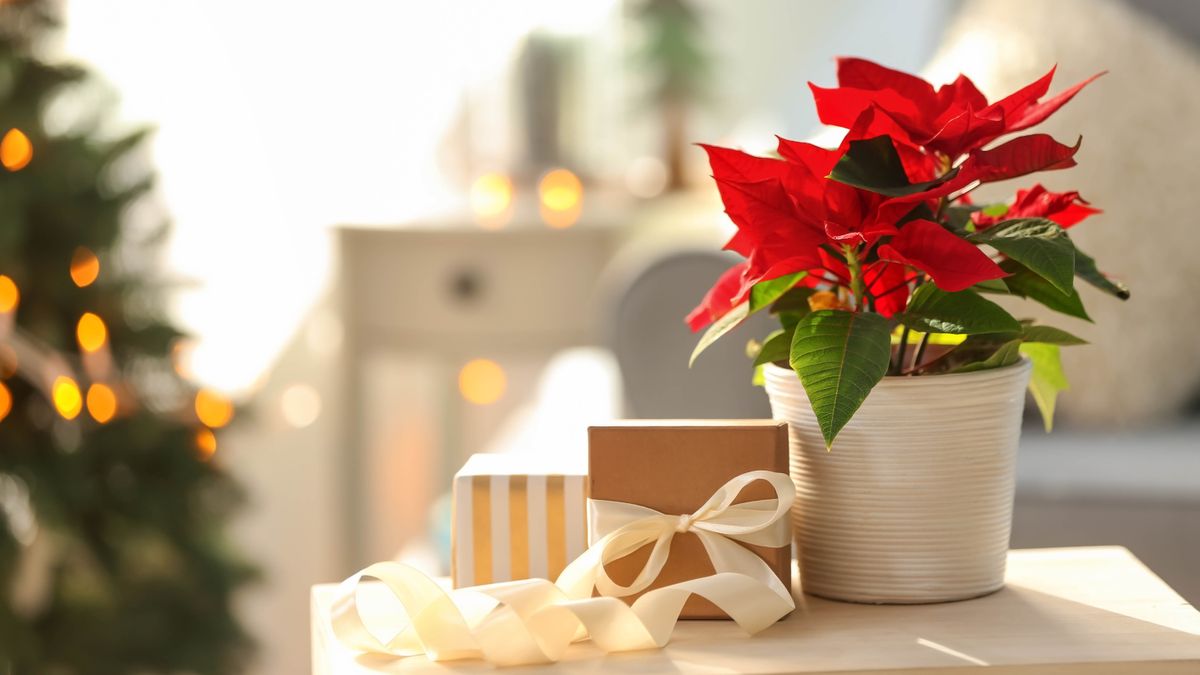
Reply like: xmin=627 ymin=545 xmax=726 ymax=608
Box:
xmin=329 ymin=470 xmax=795 ymax=666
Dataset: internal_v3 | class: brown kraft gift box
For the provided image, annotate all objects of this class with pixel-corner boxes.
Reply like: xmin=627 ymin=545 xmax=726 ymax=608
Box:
xmin=587 ymin=420 xmax=791 ymax=619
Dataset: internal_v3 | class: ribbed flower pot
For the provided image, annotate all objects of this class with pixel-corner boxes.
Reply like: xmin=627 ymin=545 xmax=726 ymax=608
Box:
xmin=763 ymin=359 xmax=1032 ymax=604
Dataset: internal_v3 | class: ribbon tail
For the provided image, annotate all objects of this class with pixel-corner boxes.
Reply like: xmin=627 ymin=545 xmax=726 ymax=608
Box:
xmin=695 ymin=531 xmax=795 ymax=610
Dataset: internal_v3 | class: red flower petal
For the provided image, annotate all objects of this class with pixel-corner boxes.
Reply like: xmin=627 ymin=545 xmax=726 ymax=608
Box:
xmin=962 ymin=133 xmax=1081 ymax=184
xmin=973 ymin=184 xmax=1101 ymax=230
xmin=983 ymin=66 xmax=1057 ymax=121
xmin=1007 ymin=72 xmax=1105 ymax=133
xmin=809 ymin=82 xmax=927 ymax=134
xmin=1050 ymin=202 xmax=1101 ymax=228
xmin=936 ymin=74 xmax=988 ymax=112
xmin=714 ymin=177 xmax=826 ymax=279
xmin=776 ymin=136 xmax=839 ymax=178
xmin=921 ymin=104 xmax=1006 ymax=157
xmin=703 ymin=143 xmax=822 ymax=208
xmin=686 ymin=262 xmax=751 ymax=331
xmin=836 ymin=57 xmax=936 ymax=107
xmin=700 ymin=143 xmax=788 ymax=183
xmin=864 ymin=261 xmax=911 ymax=317
xmin=878 ymin=219 xmax=1006 ymax=291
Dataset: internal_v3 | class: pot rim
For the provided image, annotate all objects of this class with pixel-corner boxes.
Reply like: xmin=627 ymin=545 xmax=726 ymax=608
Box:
xmin=762 ymin=356 xmax=1031 ymax=387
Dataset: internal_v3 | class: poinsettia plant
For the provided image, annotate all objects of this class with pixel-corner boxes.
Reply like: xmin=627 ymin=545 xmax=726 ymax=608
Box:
xmin=688 ymin=58 xmax=1129 ymax=448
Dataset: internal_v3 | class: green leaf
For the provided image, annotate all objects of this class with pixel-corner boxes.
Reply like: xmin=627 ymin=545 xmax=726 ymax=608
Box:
xmin=1073 ymin=245 xmax=1130 ymax=300
xmin=1020 ymin=325 xmax=1087 ymax=345
xmin=971 ymin=278 xmax=1011 ymax=294
xmin=790 ymin=310 xmax=892 ymax=448
xmin=981 ymin=203 xmax=1011 ymax=218
xmin=828 ymin=136 xmax=960 ymax=197
xmin=952 ymin=338 xmax=1023 ymax=373
xmin=769 ymin=285 xmax=815 ymax=314
xmin=897 ymin=285 xmax=1022 ymax=335
xmin=754 ymin=328 xmax=793 ymax=366
xmin=778 ymin=310 xmax=807 ymax=331
xmin=1021 ymin=342 xmax=1068 ymax=432
xmin=750 ymin=272 xmax=805 ymax=313
xmin=971 ymin=218 xmax=1076 ymax=294
xmin=690 ymin=272 xmax=806 ymax=367
xmin=1001 ymin=261 xmax=1092 ymax=321
xmin=752 ymin=363 xmax=766 ymax=387
xmin=689 ymin=301 xmax=749 ymax=366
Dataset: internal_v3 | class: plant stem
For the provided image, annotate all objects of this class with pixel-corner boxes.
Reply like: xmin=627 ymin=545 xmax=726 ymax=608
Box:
xmin=843 ymin=245 xmax=866 ymax=310
xmin=912 ymin=331 xmax=931 ymax=373
xmin=894 ymin=324 xmax=910 ymax=375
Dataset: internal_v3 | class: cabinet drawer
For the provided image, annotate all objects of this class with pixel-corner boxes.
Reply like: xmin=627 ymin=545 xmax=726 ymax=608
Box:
xmin=339 ymin=226 xmax=615 ymax=349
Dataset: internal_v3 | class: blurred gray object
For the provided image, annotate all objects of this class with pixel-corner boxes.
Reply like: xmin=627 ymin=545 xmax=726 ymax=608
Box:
xmin=606 ymin=248 xmax=774 ymax=419
xmin=1124 ymin=0 xmax=1200 ymax=47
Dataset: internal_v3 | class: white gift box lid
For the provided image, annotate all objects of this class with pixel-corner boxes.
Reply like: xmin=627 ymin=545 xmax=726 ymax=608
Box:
xmin=454 ymin=452 xmax=586 ymax=478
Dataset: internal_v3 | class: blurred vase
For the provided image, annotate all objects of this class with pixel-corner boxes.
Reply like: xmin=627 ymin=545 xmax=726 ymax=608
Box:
xmin=764 ymin=360 xmax=1031 ymax=603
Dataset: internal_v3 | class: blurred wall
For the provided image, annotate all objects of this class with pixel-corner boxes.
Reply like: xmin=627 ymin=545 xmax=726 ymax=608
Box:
xmin=929 ymin=0 xmax=1200 ymax=427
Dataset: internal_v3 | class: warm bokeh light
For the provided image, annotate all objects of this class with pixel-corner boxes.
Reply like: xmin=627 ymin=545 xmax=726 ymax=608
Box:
xmin=196 ymin=428 xmax=217 ymax=460
xmin=625 ymin=156 xmax=669 ymax=199
xmin=538 ymin=168 xmax=583 ymax=229
xmin=70 ymin=247 xmax=100 ymax=287
xmin=540 ymin=202 xmax=583 ymax=229
xmin=52 ymin=376 xmax=83 ymax=420
xmin=539 ymin=168 xmax=582 ymax=211
xmin=0 ymin=128 xmax=33 ymax=171
xmin=281 ymin=383 xmax=321 ymax=428
xmin=0 ymin=275 xmax=18 ymax=313
xmin=76 ymin=312 xmax=108 ymax=353
xmin=469 ymin=172 xmax=514 ymax=229
xmin=458 ymin=358 xmax=507 ymax=405
xmin=194 ymin=388 xmax=234 ymax=428
xmin=171 ymin=339 xmax=195 ymax=379
xmin=86 ymin=383 xmax=117 ymax=423
xmin=0 ymin=381 xmax=11 ymax=423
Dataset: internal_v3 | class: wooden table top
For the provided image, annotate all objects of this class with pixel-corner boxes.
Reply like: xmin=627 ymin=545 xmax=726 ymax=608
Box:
xmin=311 ymin=546 xmax=1200 ymax=673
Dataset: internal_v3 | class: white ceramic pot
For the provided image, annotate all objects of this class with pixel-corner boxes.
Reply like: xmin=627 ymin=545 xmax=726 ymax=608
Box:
xmin=763 ymin=359 xmax=1032 ymax=604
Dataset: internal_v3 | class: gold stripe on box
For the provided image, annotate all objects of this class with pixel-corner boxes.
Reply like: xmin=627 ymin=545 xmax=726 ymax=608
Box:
xmin=546 ymin=475 xmax=566 ymax=576
xmin=472 ymin=475 xmax=492 ymax=584
xmin=509 ymin=475 xmax=529 ymax=580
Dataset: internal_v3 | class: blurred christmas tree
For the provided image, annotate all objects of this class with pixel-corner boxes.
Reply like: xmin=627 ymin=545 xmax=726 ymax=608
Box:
xmin=0 ymin=1 xmax=254 ymax=672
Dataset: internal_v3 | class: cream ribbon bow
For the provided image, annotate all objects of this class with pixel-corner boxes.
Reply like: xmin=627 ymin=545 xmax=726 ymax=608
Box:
xmin=557 ymin=469 xmax=795 ymax=602
xmin=328 ymin=470 xmax=795 ymax=666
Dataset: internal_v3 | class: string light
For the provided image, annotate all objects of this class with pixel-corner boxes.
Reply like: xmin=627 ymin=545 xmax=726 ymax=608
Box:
xmin=194 ymin=388 xmax=233 ymax=428
xmin=86 ymin=383 xmax=117 ymax=423
xmin=52 ymin=376 xmax=82 ymax=420
xmin=458 ymin=358 xmax=506 ymax=405
xmin=538 ymin=168 xmax=583 ymax=229
xmin=196 ymin=428 xmax=217 ymax=460
xmin=0 ymin=275 xmax=18 ymax=313
xmin=70 ymin=247 xmax=100 ymax=287
xmin=469 ymin=173 xmax=514 ymax=229
xmin=0 ymin=381 xmax=11 ymax=423
xmin=76 ymin=312 xmax=107 ymax=353
xmin=0 ymin=128 xmax=33 ymax=172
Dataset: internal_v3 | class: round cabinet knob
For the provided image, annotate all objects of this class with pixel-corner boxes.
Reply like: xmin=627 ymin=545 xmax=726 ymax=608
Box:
xmin=449 ymin=267 xmax=484 ymax=305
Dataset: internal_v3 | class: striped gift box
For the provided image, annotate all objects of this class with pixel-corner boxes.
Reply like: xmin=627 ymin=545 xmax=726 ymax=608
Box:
xmin=452 ymin=454 xmax=587 ymax=587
